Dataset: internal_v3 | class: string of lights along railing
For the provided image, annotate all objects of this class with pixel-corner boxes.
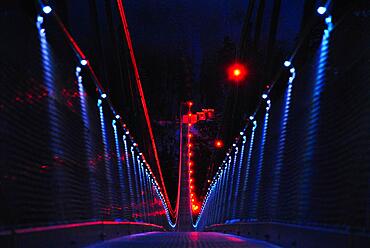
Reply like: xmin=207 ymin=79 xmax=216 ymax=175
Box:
xmin=186 ymin=101 xmax=201 ymax=215
xmin=36 ymin=1 xmax=175 ymax=228
xmin=194 ymin=4 xmax=334 ymax=229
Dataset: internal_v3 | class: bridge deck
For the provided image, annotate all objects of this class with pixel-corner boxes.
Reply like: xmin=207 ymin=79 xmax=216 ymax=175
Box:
xmin=85 ymin=232 xmax=280 ymax=247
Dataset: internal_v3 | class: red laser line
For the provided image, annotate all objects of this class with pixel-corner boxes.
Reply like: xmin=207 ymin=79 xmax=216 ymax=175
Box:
xmin=54 ymin=14 xmax=105 ymax=92
xmin=0 ymin=221 xmax=164 ymax=235
xmin=54 ymin=14 xmax=86 ymax=60
xmin=53 ymin=3 xmax=173 ymax=219
xmin=116 ymin=0 xmax=173 ymax=216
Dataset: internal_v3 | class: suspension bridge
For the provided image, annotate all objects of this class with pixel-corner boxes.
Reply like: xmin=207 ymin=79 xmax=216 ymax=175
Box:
xmin=0 ymin=1 xmax=369 ymax=247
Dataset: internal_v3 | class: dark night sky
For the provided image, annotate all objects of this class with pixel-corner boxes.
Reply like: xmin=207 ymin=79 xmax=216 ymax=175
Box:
xmin=124 ymin=0 xmax=248 ymax=114
xmin=122 ymin=0 xmax=305 ymax=203
xmin=123 ymin=0 xmax=249 ymax=203
xmin=123 ymin=0 xmax=305 ymax=120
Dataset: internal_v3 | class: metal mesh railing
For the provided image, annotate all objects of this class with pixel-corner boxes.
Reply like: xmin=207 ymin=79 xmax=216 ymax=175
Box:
xmin=0 ymin=4 xmax=172 ymax=231
xmin=195 ymin=6 xmax=370 ymax=232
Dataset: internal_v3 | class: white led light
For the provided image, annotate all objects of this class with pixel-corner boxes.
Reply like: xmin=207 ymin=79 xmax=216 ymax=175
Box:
xmin=317 ymin=6 xmax=326 ymax=15
xmin=37 ymin=15 xmax=44 ymax=23
xmin=325 ymin=16 xmax=332 ymax=24
xmin=284 ymin=60 xmax=291 ymax=67
xmin=43 ymin=6 xmax=52 ymax=14
xmin=80 ymin=59 xmax=88 ymax=66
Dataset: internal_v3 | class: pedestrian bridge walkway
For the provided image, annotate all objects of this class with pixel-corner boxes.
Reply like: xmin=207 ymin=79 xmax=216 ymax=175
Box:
xmin=1 ymin=1 xmax=369 ymax=248
xmin=86 ymin=232 xmax=280 ymax=248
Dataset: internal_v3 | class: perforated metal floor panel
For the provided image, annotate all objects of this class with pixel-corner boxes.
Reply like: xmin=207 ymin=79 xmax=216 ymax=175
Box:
xmin=85 ymin=232 xmax=280 ymax=248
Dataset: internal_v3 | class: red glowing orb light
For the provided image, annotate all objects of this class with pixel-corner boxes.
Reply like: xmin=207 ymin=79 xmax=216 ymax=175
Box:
xmin=215 ymin=140 xmax=224 ymax=149
xmin=228 ymin=63 xmax=248 ymax=82
xmin=192 ymin=204 xmax=200 ymax=213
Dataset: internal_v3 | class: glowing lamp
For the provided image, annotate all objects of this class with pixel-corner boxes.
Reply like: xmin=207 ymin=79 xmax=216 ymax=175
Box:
xmin=228 ymin=63 xmax=248 ymax=81
xmin=317 ymin=6 xmax=327 ymax=15
xmin=325 ymin=16 xmax=332 ymax=24
xmin=284 ymin=61 xmax=291 ymax=67
xmin=192 ymin=205 xmax=199 ymax=212
xmin=80 ymin=59 xmax=88 ymax=66
xmin=43 ymin=6 xmax=52 ymax=14
xmin=215 ymin=140 xmax=223 ymax=148
xmin=101 ymin=93 xmax=107 ymax=99
xmin=37 ymin=16 xmax=44 ymax=23
xmin=262 ymin=93 xmax=268 ymax=99
xmin=115 ymin=114 xmax=120 ymax=119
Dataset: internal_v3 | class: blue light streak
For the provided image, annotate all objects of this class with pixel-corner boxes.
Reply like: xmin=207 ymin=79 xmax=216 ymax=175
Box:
xmin=98 ymin=101 xmax=114 ymax=206
xmin=227 ymin=148 xmax=238 ymax=219
xmin=123 ymin=135 xmax=135 ymax=219
xmin=215 ymin=169 xmax=225 ymax=223
xmin=112 ymin=121 xmax=127 ymax=211
xmin=271 ymin=67 xmax=296 ymax=217
xmin=137 ymin=158 xmax=147 ymax=221
xmin=299 ymin=17 xmax=333 ymax=220
xmin=131 ymin=147 xmax=142 ymax=220
xmin=232 ymin=136 xmax=247 ymax=218
xmin=144 ymin=170 xmax=153 ymax=222
xmin=251 ymin=101 xmax=271 ymax=217
xmin=240 ymin=121 xmax=257 ymax=215
xmin=221 ymin=157 xmax=231 ymax=221
xmin=37 ymin=16 xmax=69 ymax=214
xmin=76 ymin=67 xmax=98 ymax=214
xmin=140 ymin=163 xmax=149 ymax=222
